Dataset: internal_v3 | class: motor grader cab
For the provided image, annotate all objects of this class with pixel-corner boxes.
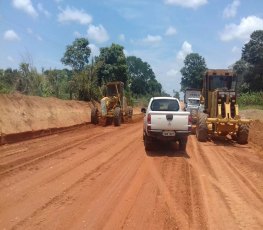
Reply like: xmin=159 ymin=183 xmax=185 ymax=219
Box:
xmin=91 ymin=81 xmax=133 ymax=126
xmin=196 ymin=69 xmax=251 ymax=144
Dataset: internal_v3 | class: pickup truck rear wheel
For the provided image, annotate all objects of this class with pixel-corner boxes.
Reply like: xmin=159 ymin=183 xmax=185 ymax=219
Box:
xmin=143 ymin=133 xmax=152 ymax=151
xmin=196 ymin=112 xmax=208 ymax=142
xmin=179 ymin=136 xmax=188 ymax=151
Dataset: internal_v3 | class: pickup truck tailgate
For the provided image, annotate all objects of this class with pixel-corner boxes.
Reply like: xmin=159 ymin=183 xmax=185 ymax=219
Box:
xmin=149 ymin=111 xmax=190 ymax=131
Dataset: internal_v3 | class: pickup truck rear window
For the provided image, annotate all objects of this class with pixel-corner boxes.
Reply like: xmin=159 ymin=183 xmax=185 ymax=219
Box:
xmin=150 ymin=99 xmax=179 ymax=111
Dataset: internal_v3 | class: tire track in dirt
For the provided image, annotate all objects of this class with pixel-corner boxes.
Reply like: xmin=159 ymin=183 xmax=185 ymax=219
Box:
xmin=2 ymin=122 xmax=143 ymax=228
xmin=0 ymin=127 xmax=102 ymax=174
xmin=210 ymin=148 xmax=263 ymax=229
xmin=189 ymin=135 xmax=263 ymax=230
xmin=217 ymin=147 xmax=263 ymax=204
xmin=145 ymin=156 xmax=189 ymax=229
xmin=13 ymin=126 xmax=145 ymax=229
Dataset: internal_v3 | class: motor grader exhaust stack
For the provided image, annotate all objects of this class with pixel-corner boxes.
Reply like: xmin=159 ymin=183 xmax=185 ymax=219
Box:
xmin=91 ymin=81 xmax=133 ymax=126
xmin=196 ymin=69 xmax=251 ymax=144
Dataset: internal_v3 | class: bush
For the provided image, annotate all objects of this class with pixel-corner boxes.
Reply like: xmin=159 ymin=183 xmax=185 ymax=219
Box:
xmin=238 ymin=92 xmax=263 ymax=109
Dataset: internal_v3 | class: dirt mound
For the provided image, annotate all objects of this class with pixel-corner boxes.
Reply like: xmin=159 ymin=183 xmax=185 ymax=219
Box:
xmin=239 ymin=109 xmax=263 ymax=156
xmin=0 ymin=93 xmax=94 ymax=135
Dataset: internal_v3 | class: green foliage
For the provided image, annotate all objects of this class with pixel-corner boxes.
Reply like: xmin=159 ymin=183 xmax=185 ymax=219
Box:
xmin=242 ymin=30 xmax=263 ymax=66
xmin=43 ymin=69 xmax=73 ymax=99
xmin=17 ymin=63 xmax=43 ymax=96
xmin=180 ymin=53 xmax=207 ymax=91
xmin=126 ymin=56 xmax=162 ymax=96
xmin=0 ymin=68 xmax=20 ymax=93
xmin=238 ymin=92 xmax=263 ymax=109
xmin=0 ymin=43 xmax=167 ymax=102
xmin=73 ymin=64 xmax=101 ymax=101
xmin=61 ymin=38 xmax=91 ymax=72
xmin=173 ymin=90 xmax=180 ymax=99
xmin=234 ymin=30 xmax=263 ymax=92
xmin=96 ymin=43 xmax=128 ymax=86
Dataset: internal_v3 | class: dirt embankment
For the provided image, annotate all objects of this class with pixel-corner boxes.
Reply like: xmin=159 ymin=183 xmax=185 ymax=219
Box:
xmin=0 ymin=93 xmax=96 ymax=143
xmin=0 ymin=93 xmax=263 ymax=152
xmin=240 ymin=110 xmax=263 ymax=157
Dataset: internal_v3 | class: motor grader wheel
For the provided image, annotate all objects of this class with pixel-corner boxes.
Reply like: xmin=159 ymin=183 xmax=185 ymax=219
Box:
xmin=237 ymin=124 xmax=249 ymax=144
xmin=191 ymin=109 xmax=198 ymax=124
xmin=127 ymin=106 xmax=133 ymax=118
xmin=196 ymin=112 xmax=208 ymax=142
xmin=114 ymin=107 xmax=121 ymax=126
xmin=91 ymin=107 xmax=99 ymax=124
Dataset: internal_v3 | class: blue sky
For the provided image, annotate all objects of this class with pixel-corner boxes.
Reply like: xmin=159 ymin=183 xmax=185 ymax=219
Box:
xmin=1 ymin=0 xmax=263 ymax=95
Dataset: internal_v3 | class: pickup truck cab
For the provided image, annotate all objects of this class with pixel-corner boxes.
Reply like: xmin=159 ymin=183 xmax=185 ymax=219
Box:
xmin=141 ymin=97 xmax=191 ymax=151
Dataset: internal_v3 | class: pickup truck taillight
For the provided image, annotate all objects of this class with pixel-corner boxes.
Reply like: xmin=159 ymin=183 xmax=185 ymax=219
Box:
xmin=147 ymin=114 xmax=151 ymax=131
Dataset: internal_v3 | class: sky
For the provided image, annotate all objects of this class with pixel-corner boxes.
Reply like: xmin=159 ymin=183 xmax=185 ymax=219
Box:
xmin=1 ymin=0 xmax=263 ymax=95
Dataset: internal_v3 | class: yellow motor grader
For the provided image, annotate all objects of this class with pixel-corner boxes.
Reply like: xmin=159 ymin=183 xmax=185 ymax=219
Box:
xmin=196 ymin=69 xmax=251 ymax=144
xmin=91 ymin=81 xmax=133 ymax=126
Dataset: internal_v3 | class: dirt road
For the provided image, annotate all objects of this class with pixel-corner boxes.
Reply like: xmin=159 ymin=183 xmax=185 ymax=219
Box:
xmin=0 ymin=118 xmax=262 ymax=230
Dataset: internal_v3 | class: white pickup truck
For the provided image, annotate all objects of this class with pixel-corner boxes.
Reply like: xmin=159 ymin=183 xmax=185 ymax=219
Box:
xmin=141 ymin=97 xmax=191 ymax=151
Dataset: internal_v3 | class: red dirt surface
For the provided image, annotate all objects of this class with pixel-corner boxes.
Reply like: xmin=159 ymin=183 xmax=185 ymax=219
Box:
xmin=0 ymin=93 xmax=94 ymax=135
xmin=0 ymin=94 xmax=263 ymax=229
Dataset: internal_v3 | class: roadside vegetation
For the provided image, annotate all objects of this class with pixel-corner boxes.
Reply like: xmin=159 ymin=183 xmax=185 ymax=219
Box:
xmin=0 ymin=31 xmax=262 ymax=108
xmin=180 ymin=30 xmax=263 ymax=109
xmin=0 ymin=39 xmax=165 ymax=105
xmin=238 ymin=92 xmax=263 ymax=109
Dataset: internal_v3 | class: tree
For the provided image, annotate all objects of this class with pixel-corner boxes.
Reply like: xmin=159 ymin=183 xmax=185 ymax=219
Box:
xmin=173 ymin=90 xmax=180 ymax=99
xmin=75 ymin=62 xmax=101 ymax=101
xmin=96 ymin=43 xmax=128 ymax=86
xmin=43 ymin=69 xmax=73 ymax=98
xmin=233 ymin=59 xmax=251 ymax=93
xmin=180 ymin=53 xmax=207 ymax=91
xmin=61 ymin=38 xmax=91 ymax=72
xmin=126 ymin=56 xmax=162 ymax=96
xmin=17 ymin=62 xmax=42 ymax=95
xmin=239 ymin=30 xmax=263 ymax=91
xmin=0 ymin=68 xmax=20 ymax=93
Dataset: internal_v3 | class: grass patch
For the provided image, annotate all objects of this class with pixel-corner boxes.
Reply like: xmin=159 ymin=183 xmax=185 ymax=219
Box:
xmin=237 ymin=92 xmax=263 ymax=109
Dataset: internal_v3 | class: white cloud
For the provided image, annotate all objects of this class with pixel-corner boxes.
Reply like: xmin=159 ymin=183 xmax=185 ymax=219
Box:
xmin=220 ymin=16 xmax=263 ymax=41
xmin=37 ymin=3 xmax=51 ymax=18
xmin=164 ymin=0 xmax=207 ymax=9
xmin=3 ymin=30 xmax=20 ymax=41
xmin=165 ymin=26 xmax=177 ymax=36
xmin=119 ymin=34 xmax=125 ymax=41
xmin=143 ymin=35 xmax=162 ymax=44
xmin=176 ymin=41 xmax=193 ymax=61
xmin=223 ymin=0 xmax=240 ymax=19
xmin=88 ymin=44 xmax=100 ymax=57
xmin=58 ymin=7 xmax=92 ymax=25
xmin=12 ymin=0 xmax=38 ymax=17
xmin=87 ymin=24 xmax=109 ymax=43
